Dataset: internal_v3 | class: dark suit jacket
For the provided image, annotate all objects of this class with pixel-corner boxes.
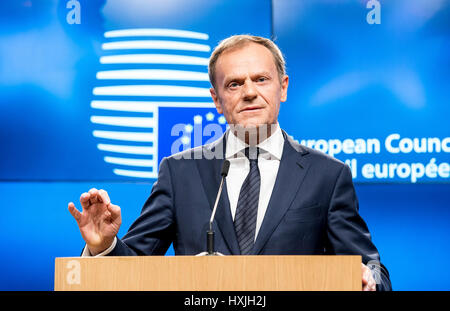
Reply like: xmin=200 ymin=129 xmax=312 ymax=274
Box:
xmin=108 ymin=130 xmax=392 ymax=290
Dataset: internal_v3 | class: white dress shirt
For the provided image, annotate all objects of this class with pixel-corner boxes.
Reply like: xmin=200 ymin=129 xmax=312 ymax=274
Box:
xmin=82 ymin=124 xmax=285 ymax=256
xmin=225 ymin=123 xmax=284 ymax=240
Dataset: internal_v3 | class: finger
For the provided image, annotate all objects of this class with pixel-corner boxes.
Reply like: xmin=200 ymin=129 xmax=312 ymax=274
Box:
xmin=101 ymin=209 xmax=112 ymax=221
xmin=367 ymin=273 xmax=377 ymax=291
xmin=80 ymin=192 xmax=91 ymax=210
xmin=88 ymin=188 xmax=99 ymax=204
xmin=68 ymin=202 xmax=82 ymax=222
xmin=368 ymin=279 xmax=376 ymax=291
xmin=364 ymin=269 xmax=371 ymax=285
xmin=362 ymin=268 xmax=375 ymax=291
xmin=107 ymin=204 xmax=121 ymax=220
xmin=362 ymin=275 xmax=371 ymax=291
xmin=98 ymin=189 xmax=111 ymax=205
xmin=361 ymin=264 xmax=369 ymax=285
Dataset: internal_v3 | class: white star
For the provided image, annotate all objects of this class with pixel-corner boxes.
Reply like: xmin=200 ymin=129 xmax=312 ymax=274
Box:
xmin=181 ymin=136 xmax=190 ymax=145
xmin=205 ymin=112 xmax=215 ymax=121
xmin=193 ymin=115 xmax=202 ymax=124
xmin=218 ymin=115 xmax=226 ymax=124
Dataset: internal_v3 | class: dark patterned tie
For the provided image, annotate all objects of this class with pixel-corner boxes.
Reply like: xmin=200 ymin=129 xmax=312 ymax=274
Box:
xmin=234 ymin=147 xmax=260 ymax=255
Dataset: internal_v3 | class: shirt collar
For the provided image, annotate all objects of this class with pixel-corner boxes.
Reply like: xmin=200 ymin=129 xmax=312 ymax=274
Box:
xmin=225 ymin=123 xmax=284 ymax=160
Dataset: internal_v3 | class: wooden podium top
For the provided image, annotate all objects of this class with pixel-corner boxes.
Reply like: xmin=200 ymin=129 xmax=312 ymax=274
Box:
xmin=55 ymin=255 xmax=361 ymax=291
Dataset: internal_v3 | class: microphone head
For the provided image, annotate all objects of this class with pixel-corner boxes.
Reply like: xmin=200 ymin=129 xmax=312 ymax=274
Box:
xmin=221 ymin=160 xmax=230 ymax=177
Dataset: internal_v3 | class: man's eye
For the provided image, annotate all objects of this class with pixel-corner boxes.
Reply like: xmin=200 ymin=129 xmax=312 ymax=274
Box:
xmin=228 ymin=82 xmax=239 ymax=88
xmin=257 ymin=77 xmax=267 ymax=82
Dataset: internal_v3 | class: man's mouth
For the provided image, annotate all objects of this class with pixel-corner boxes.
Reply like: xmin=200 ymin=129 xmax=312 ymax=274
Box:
xmin=241 ymin=106 xmax=263 ymax=112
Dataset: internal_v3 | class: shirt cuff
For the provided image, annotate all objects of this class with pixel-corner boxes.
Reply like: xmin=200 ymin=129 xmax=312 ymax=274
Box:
xmin=81 ymin=237 xmax=117 ymax=257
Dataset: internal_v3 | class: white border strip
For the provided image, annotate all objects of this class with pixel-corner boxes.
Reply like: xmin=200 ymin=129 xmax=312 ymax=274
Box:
xmin=91 ymin=116 xmax=155 ymax=128
xmin=102 ymin=40 xmax=211 ymax=52
xmin=91 ymin=100 xmax=214 ymax=111
xmin=93 ymin=85 xmax=212 ymax=97
xmin=113 ymin=168 xmax=157 ymax=179
xmin=96 ymin=69 xmax=209 ymax=81
xmin=104 ymin=156 xmax=155 ymax=167
xmin=104 ymin=29 xmax=209 ymax=40
xmin=99 ymin=54 xmax=209 ymax=65
xmin=97 ymin=144 xmax=154 ymax=155
xmin=93 ymin=130 xmax=155 ymax=142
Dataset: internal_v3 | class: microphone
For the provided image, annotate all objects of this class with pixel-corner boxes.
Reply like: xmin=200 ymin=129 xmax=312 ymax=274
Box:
xmin=206 ymin=160 xmax=230 ymax=255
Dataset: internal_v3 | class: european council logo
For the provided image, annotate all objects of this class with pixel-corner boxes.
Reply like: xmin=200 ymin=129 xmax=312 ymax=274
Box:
xmin=90 ymin=28 xmax=225 ymax=179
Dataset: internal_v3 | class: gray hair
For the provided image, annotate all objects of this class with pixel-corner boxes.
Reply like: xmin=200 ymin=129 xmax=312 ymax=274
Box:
xmin=208 ymin=35 xmax=286 ymax=89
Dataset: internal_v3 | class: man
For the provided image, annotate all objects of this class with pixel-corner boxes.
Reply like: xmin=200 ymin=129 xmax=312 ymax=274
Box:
xmin=68 ymin=35 xmax=391 ymax=291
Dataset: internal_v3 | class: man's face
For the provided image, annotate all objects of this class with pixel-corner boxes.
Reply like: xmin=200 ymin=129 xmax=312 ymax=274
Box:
xmin=210 ymin=43 xmax=289 ymax=129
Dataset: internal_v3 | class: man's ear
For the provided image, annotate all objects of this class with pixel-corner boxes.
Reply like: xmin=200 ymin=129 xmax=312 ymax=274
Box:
xmin=210 ymin=87 xmax=223 ymax=114
xmin=280 ymin=75 xmax=289 ymax=102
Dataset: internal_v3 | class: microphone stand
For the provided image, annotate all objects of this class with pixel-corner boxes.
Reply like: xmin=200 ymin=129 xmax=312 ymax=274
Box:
xmin=206 ymin=160 xmax=229 ymax=256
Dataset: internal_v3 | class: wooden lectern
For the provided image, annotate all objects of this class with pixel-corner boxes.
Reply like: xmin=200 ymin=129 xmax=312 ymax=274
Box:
xmin=55 ymin=255 xmax=361 ymax=291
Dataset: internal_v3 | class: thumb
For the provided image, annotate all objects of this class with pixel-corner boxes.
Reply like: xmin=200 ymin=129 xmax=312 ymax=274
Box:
xmin=68 ymin=202 xmax=82 ymax=223
xmin=107 ymin=203 xmax=121 ymax=220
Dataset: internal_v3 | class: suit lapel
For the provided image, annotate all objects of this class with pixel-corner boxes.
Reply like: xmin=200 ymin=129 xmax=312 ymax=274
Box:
xmin=252 ymin=131 xmax=311 ymax=255
xmin=196 ymin=133 xmax=240 ymax=255
xmin=215 ymin=180 xmax=240 ymax=254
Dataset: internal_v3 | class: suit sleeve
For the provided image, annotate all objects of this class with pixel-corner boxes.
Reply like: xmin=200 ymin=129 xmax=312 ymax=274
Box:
xmin=107 ymin=157 xmax=176 ymax=256
xmin=326 ymin=164 xmax=392 ymax=291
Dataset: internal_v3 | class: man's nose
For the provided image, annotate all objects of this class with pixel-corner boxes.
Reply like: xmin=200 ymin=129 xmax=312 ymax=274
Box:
xmin=242 ymin=79 xmax=257 ymax=101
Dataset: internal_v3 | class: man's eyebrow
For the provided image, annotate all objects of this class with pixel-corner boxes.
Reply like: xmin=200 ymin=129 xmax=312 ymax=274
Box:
xmin=223 ymin=72 xmax=273 ymax=85
xmin=252 ymin=71 xmax=272 ymax=78
xmin=222 ymin=75 xmax=242 ymax=87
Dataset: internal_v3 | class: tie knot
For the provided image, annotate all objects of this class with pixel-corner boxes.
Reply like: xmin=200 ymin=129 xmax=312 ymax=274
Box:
xmin=244 ymin=147 xmax=259 ymax=162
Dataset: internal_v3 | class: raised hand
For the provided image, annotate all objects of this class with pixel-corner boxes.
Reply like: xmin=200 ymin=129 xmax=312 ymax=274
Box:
xmin=68 ymin=188 xmax=121 ymax=256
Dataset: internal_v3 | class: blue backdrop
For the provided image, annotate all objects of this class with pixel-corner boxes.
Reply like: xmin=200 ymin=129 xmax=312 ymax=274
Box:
xmin=0 ymin=0 xmax=448 ymax=290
